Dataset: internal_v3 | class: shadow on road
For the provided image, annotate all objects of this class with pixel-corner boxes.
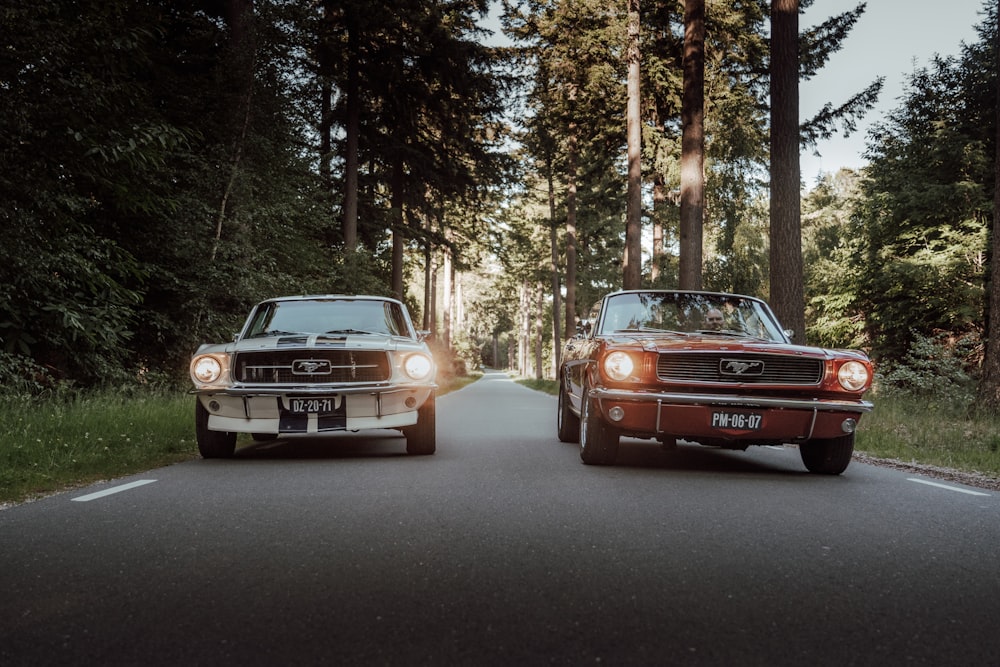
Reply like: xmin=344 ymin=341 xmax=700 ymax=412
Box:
xmin=582 ymin=437 xmax=816 ymax=479
xmin=224 ymin=430 xmax=412 ymax=460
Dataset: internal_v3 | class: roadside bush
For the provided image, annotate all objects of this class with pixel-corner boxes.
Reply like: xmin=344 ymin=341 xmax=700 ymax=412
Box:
xmin=0 ymin=351 xmax=64 ymax=397
xmin=874 ymin=331 xmax=977 ymax=404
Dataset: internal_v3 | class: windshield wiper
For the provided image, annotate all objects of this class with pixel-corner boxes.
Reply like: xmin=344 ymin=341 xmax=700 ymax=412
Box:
xmin=324 ymin=328 xmax=385 ymax=336
xmin=614 ymin=327 xmax=689 ymax=336
xmin=695 ymin=329 xmax=764 ymax=339
xmin=253 ymin=330 xmax=306 ymax=338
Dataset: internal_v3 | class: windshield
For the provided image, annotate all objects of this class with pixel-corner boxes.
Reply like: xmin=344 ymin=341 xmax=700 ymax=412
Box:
xmin=596 ymin=292 xmax=786 ymax=342
xmin=243 ymin=299 xmax=413 ymax=338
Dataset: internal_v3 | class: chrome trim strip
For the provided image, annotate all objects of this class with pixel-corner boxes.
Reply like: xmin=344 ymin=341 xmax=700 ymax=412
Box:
xmin=806 ymin=409 xmax=818 ymax=439
xmin=589 ymin=388 xmax=873 ymax=413
xmin=192 ymin=383 xmax=437 ymax=397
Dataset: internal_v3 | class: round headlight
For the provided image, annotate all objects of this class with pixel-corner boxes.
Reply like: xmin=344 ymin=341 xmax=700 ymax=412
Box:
xmin=603 ymin=351 xmax=634 ymax=381
xmin=192 ymin=356 xmax=223 ymax=384
xmin=403 ymin=354 xmax=433 ymax=381
xmin=838 ymin=360 xmax=870 ymax=391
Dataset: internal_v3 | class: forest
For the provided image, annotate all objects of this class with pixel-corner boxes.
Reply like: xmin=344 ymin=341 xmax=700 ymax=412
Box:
xmin=2 ymin=0 xmax=999 ymax=412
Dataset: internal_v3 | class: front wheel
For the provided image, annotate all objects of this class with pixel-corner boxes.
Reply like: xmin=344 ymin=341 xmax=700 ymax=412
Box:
xmin=579 ymin=389 xmax=619 ymax=465
xmin=404 ymin=394 xmax=436 ymax=455
xmin=800 ymin=433 xmax=855 ymax=475
xmin=557 ymin=375 xmax=580 ymax=443
xmin=195 ymin=400 xmax=237 ymax=459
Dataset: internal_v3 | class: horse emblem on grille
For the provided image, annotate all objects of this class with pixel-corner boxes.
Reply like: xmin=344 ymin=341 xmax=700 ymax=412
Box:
xmin=292 ymin=359 xmax=332 ymax=375
xmin=720 ymin=358 xmax=764 ymax=376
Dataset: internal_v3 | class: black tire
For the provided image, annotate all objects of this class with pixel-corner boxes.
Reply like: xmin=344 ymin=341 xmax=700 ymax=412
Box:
xmin=557 ymin=374 xmax=580 ymax=443
xmin=800 ymin=433 xmax=855 ymax=475
xmin=579 ymin=388 xmax=619 ymax=465
xmin=404 ymin=394 xmax=436 ymax=455
xmin=195 ymin=399 xmax=237 ymax=459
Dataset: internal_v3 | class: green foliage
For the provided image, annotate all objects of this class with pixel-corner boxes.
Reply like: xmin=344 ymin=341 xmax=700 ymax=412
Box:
xmin=851 ymin=13 xmax=995 ymax=363
xmin=875 ymin=332 xmax=978 ymax=403
xmin=801 ymin=170 xmax=868 ymax=348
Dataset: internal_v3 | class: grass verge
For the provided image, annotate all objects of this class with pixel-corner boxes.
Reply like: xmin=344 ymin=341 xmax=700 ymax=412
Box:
xmin=514 ymin=377 xmax=1000 ymax=482
xmin=0 ymin=374 xmax=483 ymax=508
xmin=0 ymin=390 xmax=196 ymax=506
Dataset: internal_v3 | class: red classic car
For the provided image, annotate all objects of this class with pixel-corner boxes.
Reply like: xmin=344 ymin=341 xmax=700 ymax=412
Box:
xmin=557 ymin=290 xmax=873 ymax=474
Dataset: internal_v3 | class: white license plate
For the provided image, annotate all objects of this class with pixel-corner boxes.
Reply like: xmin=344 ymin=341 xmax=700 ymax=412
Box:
xmin=289 ymin=397 xmax=338 ymax=414
xmin=711 ymin=411 xmax=763 ymax=430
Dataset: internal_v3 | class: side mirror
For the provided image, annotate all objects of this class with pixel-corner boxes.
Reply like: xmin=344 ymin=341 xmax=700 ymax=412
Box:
xmin=416 ymin=330 xmax=431 ymax=342
xmin=783 ymin=329 xmax=795 ymax=341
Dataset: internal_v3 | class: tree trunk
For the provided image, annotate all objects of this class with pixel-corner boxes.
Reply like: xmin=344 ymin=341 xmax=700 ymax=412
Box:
xmin=565 ymin=121 xmax=579 ymax=339
xmin=977 ymin=2 xmax=1000 ymax=410
xmin=390 ymin=155 xmax=405 ymax=299
xmin=769 ymin=0 xmax=805 ymax=339
xmin=535 ymin=282 xmax=544 ymax=380
xmin=519 ymin=280 xmax=530 ymax=376
xmin=423 ymin=223 xmax=432 ymax=331
xmin=679 ymin=0 xmax=705 ymax=290
xmin=651 ymin=174 xmax=666 ymax=283
xmin=210 ymin=0 xmax=256 ymax=263
xmin=341 ymin=4 xmax=359 ymax=252
xmin=624 ymin=0 xmax=643 ymax=289
xmin=319 ymin=1 xmax=334 ymax=232
xmin=548 ymin=155 xmax=562 ymax=377
xmin=442 ymin=244 xmax=453 ymax=350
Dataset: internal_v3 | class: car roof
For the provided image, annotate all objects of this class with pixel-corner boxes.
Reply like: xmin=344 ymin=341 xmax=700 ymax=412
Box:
xmin=256 ymin=294 xmax=404 ymax=306
xmin=602 ymin=289 xmax=766 ymax=303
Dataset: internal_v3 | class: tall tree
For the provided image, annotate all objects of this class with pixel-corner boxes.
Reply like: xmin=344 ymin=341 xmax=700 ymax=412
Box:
xmin=679 ymin=0 xmax=705 ymax=290
xmin=769 ymin=0 xmax=805 ymax=338
xmin=979 ymin=0 xmax=1000 ymax=410
xmin=624 ymin=0 xmax=643 ymax=289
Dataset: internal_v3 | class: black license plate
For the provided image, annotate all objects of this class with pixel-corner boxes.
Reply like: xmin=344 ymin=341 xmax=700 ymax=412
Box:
xmin=711 ymin=410 xmax=763 ymax=431
xmin=289 ymin=397 xmax=340 ymax=414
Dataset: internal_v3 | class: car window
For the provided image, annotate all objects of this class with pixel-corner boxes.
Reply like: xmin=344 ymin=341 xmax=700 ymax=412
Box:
xmin=597 ymin=292 xmax=786 ymax=341
xmin=244 ymin=299 xmax=412 ymax=338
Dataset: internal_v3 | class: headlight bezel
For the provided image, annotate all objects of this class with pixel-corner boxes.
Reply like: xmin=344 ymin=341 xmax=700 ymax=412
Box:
xmin=191 ymin=354 xmax=227 ymax=386
xmin=837 ymin=360 xmax=870 ymax=392
xmin=402 ymin=353 xmax=434 ymax=381
xmin=602 ymin=351 xmax=635 ymax=382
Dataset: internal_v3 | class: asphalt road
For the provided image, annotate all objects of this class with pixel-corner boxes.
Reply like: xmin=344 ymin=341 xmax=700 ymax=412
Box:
xmin=2 ymin=370 xmax=998 ymax=666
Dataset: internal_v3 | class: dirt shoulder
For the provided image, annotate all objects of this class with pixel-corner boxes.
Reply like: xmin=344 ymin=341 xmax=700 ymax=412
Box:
xmin=855 ymin=452 xmax=1000 ymax=492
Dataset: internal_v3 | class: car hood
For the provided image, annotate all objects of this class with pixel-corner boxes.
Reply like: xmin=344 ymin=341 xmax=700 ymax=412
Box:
xmin=195 ymin=332 xmax=427 ymax=356
xmin=602 ymin=333 xmax=869 ymax=361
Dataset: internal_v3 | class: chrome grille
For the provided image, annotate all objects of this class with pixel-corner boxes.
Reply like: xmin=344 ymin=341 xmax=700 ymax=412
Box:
xmin=234 ymin=350 xmax=391 ymax=384
xmin=657 ymin=352 xmax=822 ymax=385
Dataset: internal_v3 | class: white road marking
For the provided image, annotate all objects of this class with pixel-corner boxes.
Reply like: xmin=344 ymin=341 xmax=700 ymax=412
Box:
xmin=907 ymin=478 xmax=990 ymax=497
xmin=72 ymin=479 xmax=158 ymax=502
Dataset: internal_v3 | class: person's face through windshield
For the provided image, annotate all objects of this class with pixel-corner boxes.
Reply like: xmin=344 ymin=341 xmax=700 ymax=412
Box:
xmin=705 ymin=308 xmax=724 ymax=330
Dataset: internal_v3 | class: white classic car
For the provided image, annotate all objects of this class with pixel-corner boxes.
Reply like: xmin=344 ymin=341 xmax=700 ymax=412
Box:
xmin=189 ymin=295 xmax=437 ymax=458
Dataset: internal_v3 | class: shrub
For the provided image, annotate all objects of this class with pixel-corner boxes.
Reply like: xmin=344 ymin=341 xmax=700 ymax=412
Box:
xmin=875 ymin=331 xmax=977 ymax=404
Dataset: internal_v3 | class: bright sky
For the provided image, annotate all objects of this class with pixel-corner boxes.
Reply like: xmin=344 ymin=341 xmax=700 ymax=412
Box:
xmin=800 ymin=0 xmax=987 ymax=183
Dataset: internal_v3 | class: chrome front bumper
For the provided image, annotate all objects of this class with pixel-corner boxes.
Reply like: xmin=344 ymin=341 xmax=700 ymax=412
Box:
xmin=588 ymin=388 xmax=873 ymax=414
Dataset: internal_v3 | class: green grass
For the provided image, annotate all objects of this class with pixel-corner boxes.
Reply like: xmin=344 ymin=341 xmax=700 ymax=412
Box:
xmin=0 ymin=390 xmax=197 ymax=506
xmin=0 ymin=373 xmax=485 ymax=507
xmin=855 ymin=394 xmax=1000 ymax=476
xmin=514 ymin=377 xmax=1000 ymax=480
